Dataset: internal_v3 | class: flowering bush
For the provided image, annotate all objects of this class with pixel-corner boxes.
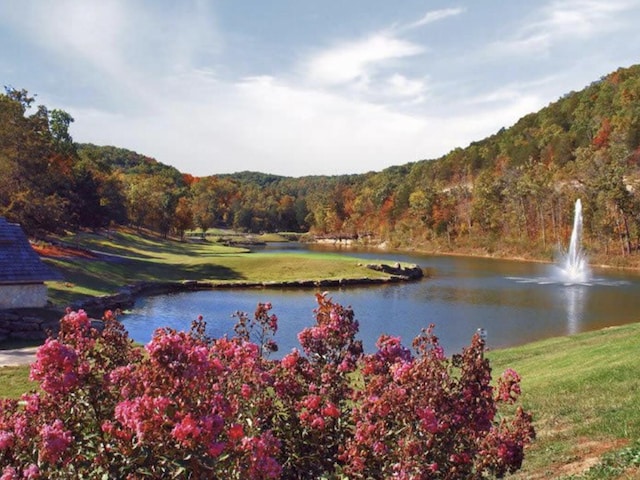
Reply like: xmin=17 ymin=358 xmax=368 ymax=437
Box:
xmin=0 ymin=294 xmax=534 ymax=479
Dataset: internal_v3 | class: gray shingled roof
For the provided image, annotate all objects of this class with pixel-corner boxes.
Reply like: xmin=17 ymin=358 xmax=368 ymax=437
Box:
xmin=0 ymin=217 xmax=63 ymax=284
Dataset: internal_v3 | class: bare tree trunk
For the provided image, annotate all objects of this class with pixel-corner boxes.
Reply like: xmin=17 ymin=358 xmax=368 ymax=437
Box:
xmin=615 ymin=214 xmax=626 ymax=256
xmin=537 ymin=203 xmax=546 ymax=249
xmin=622 ymin=210 xmax=632 ymax=255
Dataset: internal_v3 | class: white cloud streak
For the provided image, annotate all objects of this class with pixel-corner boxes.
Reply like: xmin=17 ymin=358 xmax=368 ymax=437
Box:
xmin=70 ymin=69 xmax=534 ymax=177
xmin=305 ymin=33 xmax=424 ymax=86
xmin=405 ymin=7 xmax=466 ymax=29
xmin=491 ymin=0 xmax=635 ymax=56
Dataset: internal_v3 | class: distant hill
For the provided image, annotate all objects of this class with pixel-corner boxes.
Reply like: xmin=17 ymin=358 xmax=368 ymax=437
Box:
xmin=77 ymin=144 xmax=185 ymax=179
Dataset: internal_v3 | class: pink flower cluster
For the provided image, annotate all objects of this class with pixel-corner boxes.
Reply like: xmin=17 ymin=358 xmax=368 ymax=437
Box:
xmin=29 ymin=338 xmax=81 ymax=394
xmin=38 ymin=420 xmax=72 ymax=464
xmin=0 ymin=294 xmax=534 ymax=478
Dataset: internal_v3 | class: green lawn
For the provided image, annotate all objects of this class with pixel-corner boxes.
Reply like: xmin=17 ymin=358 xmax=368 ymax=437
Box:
xmin=0 ymin=365 xmax=34 ymax=399
xmin=488 ymin=323 xmax=640 ymax=479
xmin=44 ymin=229 xmax=391 ymax=308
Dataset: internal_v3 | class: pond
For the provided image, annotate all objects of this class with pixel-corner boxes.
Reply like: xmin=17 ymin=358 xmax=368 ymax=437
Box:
xmin=121 ymin=244 xmax=640 ymax=357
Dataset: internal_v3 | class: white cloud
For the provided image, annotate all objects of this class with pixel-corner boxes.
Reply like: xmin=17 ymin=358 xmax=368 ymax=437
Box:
xmin=491 ymin=0 xmax=635 ymax=56
xmin=12 ymin=1 xmax=128 ymax=76
xmin=3 ymin=1 xmax=222 ymax=112
xmin=382 ymin=74 xmax=428 ymax=103
xmin=69 ymin=67 xmax=539 ymax=177
xmin=540 ymin=0 xmax=631 ymax=37
xmin=406 ymin=7 xmax=466 ymax=29
xmin=305 ymin=33 xmax=424 ymax=86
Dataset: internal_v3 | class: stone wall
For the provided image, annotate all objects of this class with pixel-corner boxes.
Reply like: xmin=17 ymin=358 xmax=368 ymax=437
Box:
xmin=0 ymin=308 xmax=62 ymax=342
xmin=0 ymin=284 xmax=48 ymax=309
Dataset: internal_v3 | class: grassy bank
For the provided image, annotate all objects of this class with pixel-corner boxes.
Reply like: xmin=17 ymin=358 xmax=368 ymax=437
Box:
xmin=41 ymin=229 xmax=392 ymax=308
xmin=488 ymin=322 xmax=640 ymax=479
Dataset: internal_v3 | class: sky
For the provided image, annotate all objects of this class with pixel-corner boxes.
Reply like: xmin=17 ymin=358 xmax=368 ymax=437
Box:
xmin=2 ymin=1 xmax=640 ymax=178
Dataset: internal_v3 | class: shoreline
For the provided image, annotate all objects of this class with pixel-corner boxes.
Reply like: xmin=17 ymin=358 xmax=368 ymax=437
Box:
xmin=72 ymin=262 xmax=425 ymax=318
xmin=311 ymin=239 xmax=640 ymax=273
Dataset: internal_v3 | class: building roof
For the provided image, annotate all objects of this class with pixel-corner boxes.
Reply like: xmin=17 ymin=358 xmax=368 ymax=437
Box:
xmin=0 ymin=217 xmax=63 ymax=284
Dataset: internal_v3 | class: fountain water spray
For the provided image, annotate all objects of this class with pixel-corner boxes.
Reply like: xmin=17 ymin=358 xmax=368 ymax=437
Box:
xmin=558 ymin=199 xmax=590 ymax=283
xmin=508 ymin=198 xmax=626 ymax=286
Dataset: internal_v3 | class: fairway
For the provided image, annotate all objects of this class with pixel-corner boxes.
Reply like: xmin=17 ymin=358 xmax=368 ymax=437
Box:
xmin=42 ymin=230 xmax=394 ymax=308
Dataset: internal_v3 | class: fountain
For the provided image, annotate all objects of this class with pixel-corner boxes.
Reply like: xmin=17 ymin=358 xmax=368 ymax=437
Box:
xmin=508 ymin=198 xmax=597 ymax=285
xmin=556 ymin=199 xmax=590 ymax=283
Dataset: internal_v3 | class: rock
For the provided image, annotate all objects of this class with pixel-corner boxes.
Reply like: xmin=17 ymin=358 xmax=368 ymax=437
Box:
xmin=365 ymin=262 xmax=424 ymax=280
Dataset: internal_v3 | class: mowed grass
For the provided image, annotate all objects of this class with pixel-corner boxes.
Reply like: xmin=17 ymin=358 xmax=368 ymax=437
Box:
xmin=488 ymin=322 xmax=640 ymax=479
xmin=0 ymin=365 xmax=34 ymax=399
xmin=43 ymin=229 xmax=390 ymax=307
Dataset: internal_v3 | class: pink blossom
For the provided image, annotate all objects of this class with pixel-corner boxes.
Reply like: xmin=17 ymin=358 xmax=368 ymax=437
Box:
xmin=322 ymin=402 xmax=340 ymax=418
xmin=310 ymin=416 xmax=326 ymax=430
xmin=12 ymin=416 xmax=28 ymax=441
xmin=228 ymin=423 xmax=244 ymax=441
xmin=391 ymin=361 xmax=413 ymax=382
xmin=62 ymin=309 xmax=91 ymax=332
xmin=375 ymin=335 xmax=412 ymax=364
xmin=0 ymin=430 xmax=14 ymax=450
xmin=22 ymin=464 xmax=40 ymax=479
xmin=114 ymin=396 xmax=172 ymax=442
xmin=241 ymin=383 xmax=252 ymax=399
xmin=20 ymin=393 xmax=39 ymax=415
xmin=417 ymin=407 xmax=439 ymax=434
xmin=372 ymin=441 xmax=387 ymax=454
xmin=496 ymin=368 xmax=523 ymax=404
xmin=30 ymin=339 xmax=80 ymax=394
xmin=0 ymin=303 xmax=533 ymax=479
xmin=200 ymin=414 xmax=224 ymax=438
xmin=208 ymin=441 xmax=225 ymax=457
xmin=0 ymin=467 xmax=17 ymax=480
xmin=39 ymin=419 xmax=72 ymax=464
xmin=172 ymin=414 xmax=201 ymax=446
xmin=302 ymin=394 xmax=322 ymax=410
xmin=281 ymin=350 xmax=299 ymax=369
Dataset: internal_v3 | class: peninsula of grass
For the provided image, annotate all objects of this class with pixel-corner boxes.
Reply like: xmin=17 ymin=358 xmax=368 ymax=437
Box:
xmin=41 ymin=229 xmax=395 ymax=308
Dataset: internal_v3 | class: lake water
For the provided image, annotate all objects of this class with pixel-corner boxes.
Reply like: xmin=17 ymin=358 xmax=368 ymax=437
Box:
xmin=122 ymin=244 xmax=640 ymax=356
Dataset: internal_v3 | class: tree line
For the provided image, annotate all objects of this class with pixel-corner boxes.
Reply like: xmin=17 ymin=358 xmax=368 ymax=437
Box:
xmin=3 ymin=64 xmax=640 ymax=262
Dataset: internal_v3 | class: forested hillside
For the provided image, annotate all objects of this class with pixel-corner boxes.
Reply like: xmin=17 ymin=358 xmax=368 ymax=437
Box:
xmin=2 ymin=64 xmax=640 ymax=264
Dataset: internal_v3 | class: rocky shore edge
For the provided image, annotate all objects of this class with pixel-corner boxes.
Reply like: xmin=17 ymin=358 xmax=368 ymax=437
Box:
xmin=0 ymin=263 xmax=423 ymax=342
xmin=75 ymin=262 xmax=424 ymax=317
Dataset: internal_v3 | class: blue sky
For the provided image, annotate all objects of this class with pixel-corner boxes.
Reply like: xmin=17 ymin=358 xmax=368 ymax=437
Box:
xmin=2 ymin=1 xmax=640 ymax=177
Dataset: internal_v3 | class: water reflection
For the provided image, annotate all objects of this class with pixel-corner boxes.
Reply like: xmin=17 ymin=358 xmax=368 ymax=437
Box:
xmin=562 ymin=285 xmax=587 ymax=335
